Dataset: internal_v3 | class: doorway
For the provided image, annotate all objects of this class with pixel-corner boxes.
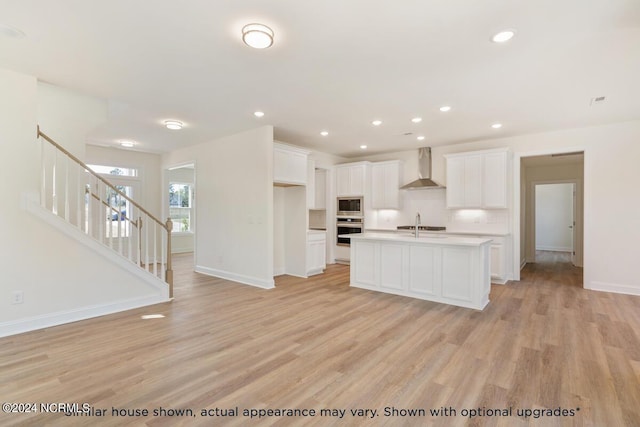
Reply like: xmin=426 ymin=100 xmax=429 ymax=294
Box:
xmin=534 ymin=182 xmax=576 ymax=264
xmin=516 ymin=151 xmax=584 ymax=283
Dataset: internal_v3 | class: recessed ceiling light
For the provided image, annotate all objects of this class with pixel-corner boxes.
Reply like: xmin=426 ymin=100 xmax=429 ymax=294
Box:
xmin=164 ymin=120 xmax=183 ymax=130
xmin=417 ymin=136 xmax=425 ymax=141
xmin=372 ymin=120 xmax=382 ymax=126
xmin=242 ymin=23 xmax=274 ymax=49
xmin=360 ymin=145 xmax=367 ymax=149
xmin=120 ymin=141 xmax=135 ymax=148
xmin=0 ymin=24 xmax=26 ymax=39
xmin=439 ymin=106 xmax=452 ymax=112
xmin=320 ymin=131 xmax=329 ymax=136
xmin=491 ymin=123 xmax=503 ymax=129
xmin=254 ymin=111 xmax=265 ymax=118
xmin=411 ymin=117 xmax=422 ymax=123
xmin=491 ymin=30 xmax=516 ymax=43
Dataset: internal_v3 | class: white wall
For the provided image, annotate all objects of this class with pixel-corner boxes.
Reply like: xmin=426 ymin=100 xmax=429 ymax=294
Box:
xmin=162 ymin=126 xmax=274 ymax=288
xmin=38 ymin=82 xmax=107 ymax=159
xmin=0 ymin=70 xmax=169 ymax=337
xmin=535 ymin=184 xmax=574 ymax=251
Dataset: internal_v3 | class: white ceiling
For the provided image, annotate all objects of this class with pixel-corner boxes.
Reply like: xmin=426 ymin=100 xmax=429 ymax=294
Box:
xmin=1 ymin=0 xmax=639 ymax=157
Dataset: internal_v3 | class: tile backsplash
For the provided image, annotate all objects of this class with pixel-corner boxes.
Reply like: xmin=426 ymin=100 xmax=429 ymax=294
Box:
xmin=366 ymin=190 xmax=509 ymax=234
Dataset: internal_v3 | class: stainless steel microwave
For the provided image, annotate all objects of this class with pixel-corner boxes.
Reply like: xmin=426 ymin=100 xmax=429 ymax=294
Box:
xmin=337 ymin=197 xmax=363 ymax=216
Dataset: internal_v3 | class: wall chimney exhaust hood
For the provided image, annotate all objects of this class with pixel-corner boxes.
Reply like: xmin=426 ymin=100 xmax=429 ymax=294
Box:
xmin=400 ymin=147 xmax=445 ymax=190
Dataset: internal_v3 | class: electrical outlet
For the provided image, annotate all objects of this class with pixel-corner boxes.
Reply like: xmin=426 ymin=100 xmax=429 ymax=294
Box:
xmin=12 ymin=291 xmax=24 ymax=304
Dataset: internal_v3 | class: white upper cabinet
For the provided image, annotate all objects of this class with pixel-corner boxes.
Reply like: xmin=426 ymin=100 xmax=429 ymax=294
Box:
xmin=445 ymin=148 xmax=509 ymax=209
xmin=336 ymin=163 xmax=368 ymax=196
xmin=274 ymin=142 xmax=310 ymax=186
xmin=371 ymin=161 xmax=402 ymax=209
xmin=482 ymin=151 xmax=508 ymax=208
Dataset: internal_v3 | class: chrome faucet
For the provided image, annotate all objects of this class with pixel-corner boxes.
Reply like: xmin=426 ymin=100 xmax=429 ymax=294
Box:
xmin=415 ymin=212 xmax=421 ymax=238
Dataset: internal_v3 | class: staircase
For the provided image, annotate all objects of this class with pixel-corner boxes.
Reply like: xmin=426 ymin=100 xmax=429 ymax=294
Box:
xmin=36 ymin=127 xmax=174 ymax=298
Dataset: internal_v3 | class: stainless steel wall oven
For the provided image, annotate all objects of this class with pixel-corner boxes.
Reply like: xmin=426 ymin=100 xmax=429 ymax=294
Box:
xmin=336 ymin=217 xmax=363 ymax=246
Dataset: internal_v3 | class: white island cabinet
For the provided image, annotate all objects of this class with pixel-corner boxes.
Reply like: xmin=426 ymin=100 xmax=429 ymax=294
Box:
xmin=347 ymin=233 xmax=492 ymax=310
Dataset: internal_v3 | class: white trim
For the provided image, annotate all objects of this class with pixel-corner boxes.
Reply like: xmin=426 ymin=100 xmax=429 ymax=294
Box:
xmin=0 ymin=295 xmax=168 ymax=338
xmin=589 ymin=281 xmax=640 ymax=296
xmin=195 ymin=265 xmax=275 ymax=289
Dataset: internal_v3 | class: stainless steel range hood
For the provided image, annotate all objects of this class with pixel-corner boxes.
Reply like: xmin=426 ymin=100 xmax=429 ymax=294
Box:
xmin=400 ymin=147 xmax=445 ymax=189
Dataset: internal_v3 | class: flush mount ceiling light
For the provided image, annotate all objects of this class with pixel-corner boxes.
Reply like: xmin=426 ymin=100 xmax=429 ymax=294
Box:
xmin=439 ymin=105 xmax=452 ymax=112
xmin=320 ymin=131 xmax=329 ymax=136
xmin=491 ymin=30 xmax=516 ymax=43
xmin=120 ymin=140 xmax=136 ymax=148
xmin=164 ymin=120 xmax=183 ymax=130
xmin=491 ymin=123 xmax=503 ymax=129
xmin=417 ymin=136 xmax=425 ymax=141
xmin=254 ymin=111 xmax=265 ymax=118
xmin=242 ymin=23 xmax=274 ymax=49
xmin=0 ymin=23 xmax=26 ymax=38
xmin=360 ymin=145 xmax=367 ymax=149
xmin=372 ymin=120 xmax=382 ymax=126
xmin=411 ymin=117 xmax=422 ymax=123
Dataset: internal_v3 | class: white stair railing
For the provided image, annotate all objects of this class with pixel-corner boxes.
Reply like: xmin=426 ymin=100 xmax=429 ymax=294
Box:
xmin=37 ymin=126 xmax=173 ymax=297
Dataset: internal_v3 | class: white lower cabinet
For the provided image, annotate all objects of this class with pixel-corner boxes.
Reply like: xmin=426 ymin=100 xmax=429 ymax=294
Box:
xmin=306 ymin=231 xmax=326 ymax=276
xmin=445 ymin=233 xmax=509 ymax=284
xmin=489 ymin=242 xmax=505 ymax=283
xmin=350 ymin=236 xmax=491 ymax=310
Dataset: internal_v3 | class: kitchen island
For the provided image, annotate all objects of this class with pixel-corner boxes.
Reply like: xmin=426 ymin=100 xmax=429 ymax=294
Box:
xmin=346 ymin=232 xmax=492 ymax=310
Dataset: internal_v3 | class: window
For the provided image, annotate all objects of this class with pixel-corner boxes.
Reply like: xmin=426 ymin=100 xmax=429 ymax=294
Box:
xmin=169 ymin=183 xmax=193 ymax=232
xmin=84 ymin=164 xmax=139 ymax=240
xmin=87 ymin=164 xmax=138 ymax=177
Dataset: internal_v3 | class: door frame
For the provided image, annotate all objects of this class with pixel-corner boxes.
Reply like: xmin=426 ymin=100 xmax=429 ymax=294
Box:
xmin=529 ymin=180 xmax=580 ymax=266
xmin=512 ymin=146 xmax=586 ymax=282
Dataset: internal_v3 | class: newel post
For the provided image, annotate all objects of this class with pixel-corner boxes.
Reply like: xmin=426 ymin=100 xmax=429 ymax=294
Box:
xmin=165 ymin=217 xmax=174 ymax=298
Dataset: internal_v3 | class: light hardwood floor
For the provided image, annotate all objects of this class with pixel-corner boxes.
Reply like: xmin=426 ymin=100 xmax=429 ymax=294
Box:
xmin=1 ymin=252 xmax=639 ymax=426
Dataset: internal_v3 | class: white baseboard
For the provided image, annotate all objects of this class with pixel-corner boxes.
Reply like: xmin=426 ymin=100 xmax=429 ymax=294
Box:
xmin=273 ymin=266 xmax=285 ymax=276
xmin=0 ymin=294 xmax=168 ymax=338
xmin=588 ymin=281 xmax=640 ymax=296
xmin=195 ymin=265 xmax=275 ymax=289
xmin=520 ymin=259 xmax=527 ymax=270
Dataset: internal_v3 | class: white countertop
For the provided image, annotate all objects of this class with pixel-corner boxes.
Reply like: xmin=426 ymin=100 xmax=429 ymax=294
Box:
xmin=365 ymin=228 xmax=510 ymax=237
xmin=342 ymin=232 xmax=492 ymax=246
